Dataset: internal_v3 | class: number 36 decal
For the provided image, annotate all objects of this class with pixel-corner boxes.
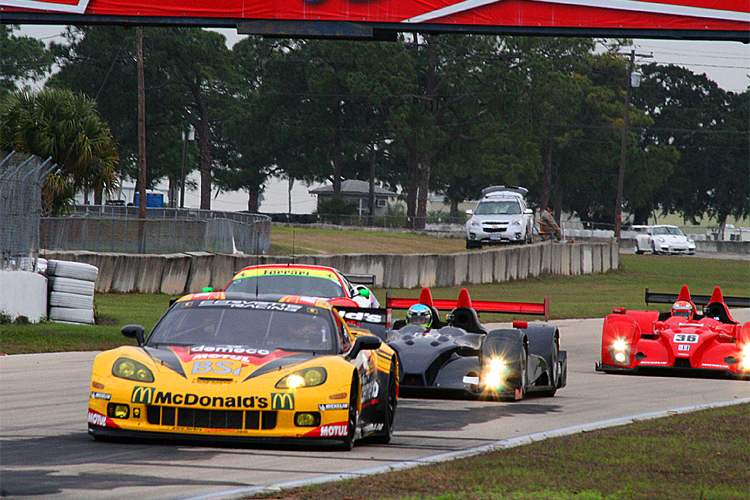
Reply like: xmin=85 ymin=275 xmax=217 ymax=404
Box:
xmin=674 ymin=334 xmax=699 ymax=344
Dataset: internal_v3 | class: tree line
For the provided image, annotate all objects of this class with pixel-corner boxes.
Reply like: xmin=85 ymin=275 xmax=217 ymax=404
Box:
xmin=1 ymin=25 xmax=747 ymax=230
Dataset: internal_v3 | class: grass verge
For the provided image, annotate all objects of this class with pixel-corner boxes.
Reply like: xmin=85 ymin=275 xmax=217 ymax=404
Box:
xmin=1 ymin=254 xmax=747 ymax=354
xmin=253 ymin=403 xmax=750 ymax=500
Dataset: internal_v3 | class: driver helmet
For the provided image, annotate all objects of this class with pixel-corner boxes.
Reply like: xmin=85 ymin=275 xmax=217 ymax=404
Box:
xmin=406 ymin=303 xmax=432 ymax=328
xmin=671 ymin=300 xmax=694 ymax=320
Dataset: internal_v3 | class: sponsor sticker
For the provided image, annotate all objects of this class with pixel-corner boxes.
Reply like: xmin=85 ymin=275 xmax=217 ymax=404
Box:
xmin=90 ymin=392 xmax=111 ymax=400
xmin=677 ymin=344 xmax=691 ymax=352
xmin=131 ymin=386 xmax=156 ymax=404
xmin=319 ymin=424 xmax=348 ymax=437
xmin=318 ymin=403 xmax=348 ymax=411
xmin=271 ymin=392 xmax=295 ymax=410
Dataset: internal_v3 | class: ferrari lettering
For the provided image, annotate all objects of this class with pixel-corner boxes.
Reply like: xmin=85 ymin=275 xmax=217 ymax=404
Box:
xmin=319 ymin=424 xmax=348 ymax=437
xmin=262 ymin=269 xmax=310 ymax=276
xmin=151 ymin=392 xmax=268 ymax=408
xmin=271 ymin=392 xmax=295 ymax=410
xmin=674 ymin=334 xmax=699 ymax=343
xmin=191 ymin=360 xmax=243 ymax=376
xmin=88 ymin=412 xmax=107 ymax=426
xmin=131 ymin=386 xmax=155 ymax=404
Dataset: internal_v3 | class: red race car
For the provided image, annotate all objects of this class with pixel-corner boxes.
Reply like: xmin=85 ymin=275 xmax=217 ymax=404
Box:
xmin=596 ymin=285 xmax=750 ymax=379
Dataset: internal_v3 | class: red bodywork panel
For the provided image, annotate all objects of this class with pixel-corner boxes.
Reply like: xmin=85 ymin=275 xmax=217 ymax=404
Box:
xmin=386 ymin=287 xmax=549 ymax=320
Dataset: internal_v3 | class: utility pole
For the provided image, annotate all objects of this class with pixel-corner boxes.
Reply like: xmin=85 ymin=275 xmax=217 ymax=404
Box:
xmin=614 ymin=48 xmax=651 ymax=239
xmin=136 ymin=27 xmax=147 ymax=252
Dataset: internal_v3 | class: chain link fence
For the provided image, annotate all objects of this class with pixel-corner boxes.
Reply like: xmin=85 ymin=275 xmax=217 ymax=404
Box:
xmin=40 ymin=205 xmax=271 ymax=254
xmin=0 ymin=152 xmax=55 ymax=271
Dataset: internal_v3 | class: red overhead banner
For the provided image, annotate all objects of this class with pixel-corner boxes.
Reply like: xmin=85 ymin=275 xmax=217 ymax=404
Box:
xmin=2 ymin=0 xmax=748 ymax=39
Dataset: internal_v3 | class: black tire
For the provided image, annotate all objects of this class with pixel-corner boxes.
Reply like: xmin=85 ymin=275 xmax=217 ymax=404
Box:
xmin=370 ymin=360 xmax=397 ymax=444
xmin=466 ymin=239 xmax=481 ymax=250
xmin=537 ymin=337 xmax=559 ymax=397
xmin=338 ymin=375 xmax=358 ymax=451
xmin=515 ymin=346 xmax=528 ymax=401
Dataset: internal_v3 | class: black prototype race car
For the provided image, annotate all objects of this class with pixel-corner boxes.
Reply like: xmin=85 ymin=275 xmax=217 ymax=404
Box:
xmin=343 ymin=287 xmax=567 ymax=401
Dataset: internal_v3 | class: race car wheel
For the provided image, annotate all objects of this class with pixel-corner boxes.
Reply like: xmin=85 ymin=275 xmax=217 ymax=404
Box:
xmin=515 ymin=347 xmax=528 ymax=401
xmin=538 ymin=337 xmax=559 ymax=397
xmin=339 ymin=375 xmax=359 ymax=451
xmin=371 ymin=359 xmax=397 ymax=444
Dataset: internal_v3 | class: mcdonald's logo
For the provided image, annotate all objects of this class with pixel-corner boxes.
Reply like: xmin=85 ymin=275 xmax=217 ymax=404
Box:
xmin=131 ymin=386 xmax=155 ymax=404
xmin=271 ymin=392 xmax=295 ymax=410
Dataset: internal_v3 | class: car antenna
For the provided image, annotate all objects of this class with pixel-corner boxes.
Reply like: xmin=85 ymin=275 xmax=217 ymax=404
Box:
xmin=255 ymin=229 xmax=260 ymax=299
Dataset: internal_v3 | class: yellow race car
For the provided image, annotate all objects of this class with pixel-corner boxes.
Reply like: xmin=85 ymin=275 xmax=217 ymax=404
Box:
xmin=88 ymin=292 xmax=399 ymax=450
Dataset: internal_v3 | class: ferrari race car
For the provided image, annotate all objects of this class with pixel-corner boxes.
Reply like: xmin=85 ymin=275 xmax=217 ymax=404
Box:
xmin=223 ymin=264 xmax=380 ymax=308
xmin=596 ymin=285 xmax=750 ymax=379
xmin=382 ymin=287 xmax=566 ymax=400
xmin=87 ymin=292 xmax=399 ymax=450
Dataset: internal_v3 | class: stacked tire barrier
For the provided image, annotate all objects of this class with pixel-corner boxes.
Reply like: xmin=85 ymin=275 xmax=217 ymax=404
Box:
xmin=47 ymin=259 xmax=99 ymax=324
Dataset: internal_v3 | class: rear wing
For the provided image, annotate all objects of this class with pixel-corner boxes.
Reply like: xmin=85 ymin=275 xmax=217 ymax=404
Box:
xmin=386 ymin=291 xmax=549 ymax=320
xmin=645 ymin=288 xmax=750 ymax=308
xmin=342 ymin=273 xmax=376 ymax=286
xmin=334 ymin=306 xmax=391 ymax=340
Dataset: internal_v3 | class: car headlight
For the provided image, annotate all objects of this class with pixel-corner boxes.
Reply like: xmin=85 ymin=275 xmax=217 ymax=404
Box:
xmin=276 ymin=367 xmax=327 ymax=389
xmin=657 ymin=237 xmax=665 ymax=243
xmin=484 ymin=357 xmax=508 ymax=388
xmin=610 ymin=338 xmax=630 ymax=365
xmin=740 ymin=345 xmax=750 ymax=370
xmin=511 ymin=218 xmax=522 ymax=226
xmin=468 ymin=219 xmax=480 ymax=228
xmin=112 ymin=357 xmax=154 ymax=382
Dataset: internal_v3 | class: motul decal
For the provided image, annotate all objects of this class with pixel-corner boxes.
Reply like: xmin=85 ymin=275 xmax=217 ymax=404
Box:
xmin=87 ymin=410 xmax=118 ymax=427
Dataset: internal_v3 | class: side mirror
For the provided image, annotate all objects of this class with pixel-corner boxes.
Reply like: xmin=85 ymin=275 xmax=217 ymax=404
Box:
xmin=202 ymin=287 xmax=213 ymax=293
xmin=357 ymin=287 xmax=371 ymax=298
xmin=524 ymin=208 xmax=533 ymax=215
xmin=348 ymin=335 xmax=381 ymax=359
xmin=465 ymin=209 xmax=473 ymax=215
xmin=122 ymin=324 xmax=146 ymax=346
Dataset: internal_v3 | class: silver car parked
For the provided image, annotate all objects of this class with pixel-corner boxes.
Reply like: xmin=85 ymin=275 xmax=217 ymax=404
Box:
xmin=465 ymin=186 xmax=534 ymax=249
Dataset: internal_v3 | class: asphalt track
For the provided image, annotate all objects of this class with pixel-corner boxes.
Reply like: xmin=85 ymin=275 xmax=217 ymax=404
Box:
xmin=2 ymin=310 xmax=749 ymax=500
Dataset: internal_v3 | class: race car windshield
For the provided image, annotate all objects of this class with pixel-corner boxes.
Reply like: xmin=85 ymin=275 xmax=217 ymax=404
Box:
xmin=225 ymin=274 xmax=345 ymax=299
xmin=147 ymin=301 xmax=335 ymax=353
xmin=474 ymin=201 xmax=521 ymax=215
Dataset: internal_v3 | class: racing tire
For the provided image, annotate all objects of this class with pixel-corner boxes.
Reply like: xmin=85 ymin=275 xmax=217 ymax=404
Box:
xmin=49 ymin=306 xmax=95 ymax=324
xmin=48 ymin=277 xmax=95 ymax=296
xmin=370 ymin=359 xmax=398 ymax=444
xmin=47 ymin=260 xmax=99 ymax=282
xmin=537 ymin=337 xmax=559 ymax=397
xmin=338 ymin=375 xmax=359 ymax=451
xmin=49 ymin=291 xmax=94 ymax=310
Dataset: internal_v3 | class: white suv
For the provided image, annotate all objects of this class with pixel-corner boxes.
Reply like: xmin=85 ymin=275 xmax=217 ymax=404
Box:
xmin=465 ymin=186 xmax=534 ymax=249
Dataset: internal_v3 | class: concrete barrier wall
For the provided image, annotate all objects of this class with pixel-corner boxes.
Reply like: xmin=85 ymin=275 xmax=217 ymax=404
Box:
xmin=0 ymin=271 xmax=47 ymax=322
xmin=41 ymin=240 xmax=618 ymax=295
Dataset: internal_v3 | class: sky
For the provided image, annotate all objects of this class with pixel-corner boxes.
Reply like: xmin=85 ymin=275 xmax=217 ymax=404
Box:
xmin=17 ymin=25 xmax=750 ymax=213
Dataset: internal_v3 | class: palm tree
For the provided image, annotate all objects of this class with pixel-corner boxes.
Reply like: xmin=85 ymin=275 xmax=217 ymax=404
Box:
xmin=0 ymin=87 xmax=119 ymax=214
